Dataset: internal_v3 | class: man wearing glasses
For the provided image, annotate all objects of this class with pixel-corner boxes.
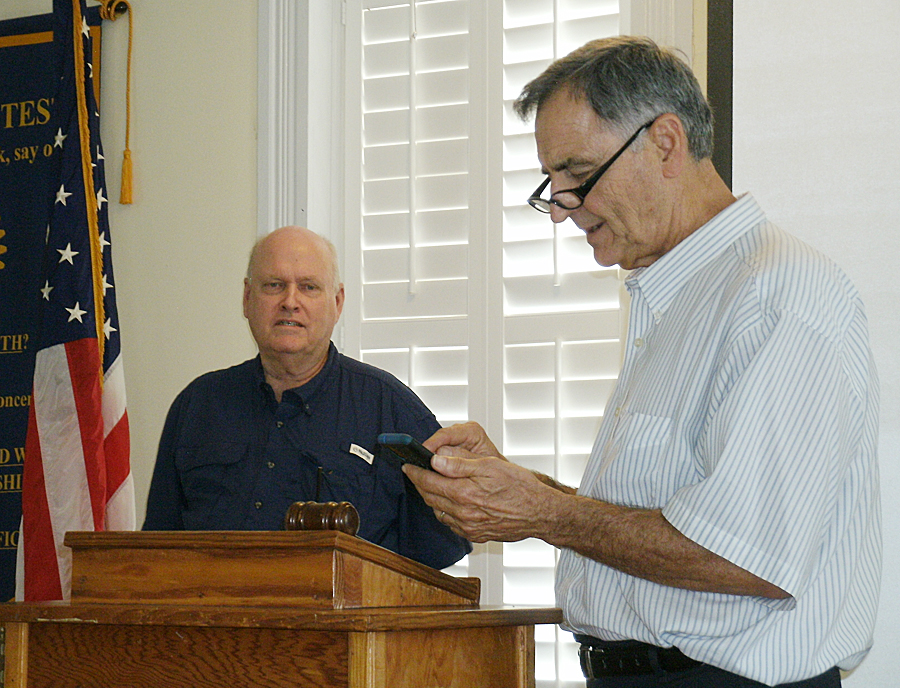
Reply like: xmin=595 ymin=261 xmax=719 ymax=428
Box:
xmin=404 ymin=36 xmax=880 ymax=688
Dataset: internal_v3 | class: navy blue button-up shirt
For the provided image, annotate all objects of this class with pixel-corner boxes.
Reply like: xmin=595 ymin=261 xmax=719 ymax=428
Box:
xmin=143 ymin=344 xmax=471 ymax=570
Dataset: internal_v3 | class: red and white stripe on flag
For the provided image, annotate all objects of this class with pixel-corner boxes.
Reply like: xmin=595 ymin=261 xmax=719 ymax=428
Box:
xmin=18 ymin=340 xmax=133 ymax=602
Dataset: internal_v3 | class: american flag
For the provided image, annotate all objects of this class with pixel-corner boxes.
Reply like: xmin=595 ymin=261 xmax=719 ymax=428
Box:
xmin=16 ymin=0 xmax=134 ymax=602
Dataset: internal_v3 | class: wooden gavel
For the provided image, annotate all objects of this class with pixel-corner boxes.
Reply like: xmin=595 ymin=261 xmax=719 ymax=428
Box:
xmin=284 ymin=501 xmax=360 ymax=536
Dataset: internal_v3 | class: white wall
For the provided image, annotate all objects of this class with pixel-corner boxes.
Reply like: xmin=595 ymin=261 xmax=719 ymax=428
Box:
xmin=732 ymin=2 xmax=900 ymax=685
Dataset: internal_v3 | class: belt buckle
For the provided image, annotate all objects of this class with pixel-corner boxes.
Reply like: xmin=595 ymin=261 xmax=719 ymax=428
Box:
xmin=579 ymin=643 xmax=653 ymax=678
xmin=578 ymin=644 xmax=596 ymax=679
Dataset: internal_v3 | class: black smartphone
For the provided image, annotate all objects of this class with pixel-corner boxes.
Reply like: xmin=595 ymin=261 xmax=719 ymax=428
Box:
xmin=377 ymin=433 xmax=435 ymax=471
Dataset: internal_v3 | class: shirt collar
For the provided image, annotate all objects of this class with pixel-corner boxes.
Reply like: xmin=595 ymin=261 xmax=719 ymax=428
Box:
xmin=254 ymin=342 xmax=339 ymax=407
xmin=624 ymin=193 xmax=766 ymax=315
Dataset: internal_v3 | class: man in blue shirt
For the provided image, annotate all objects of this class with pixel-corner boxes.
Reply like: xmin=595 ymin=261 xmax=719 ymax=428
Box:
xmin=143 ymin=226 xmax=470 ymax=570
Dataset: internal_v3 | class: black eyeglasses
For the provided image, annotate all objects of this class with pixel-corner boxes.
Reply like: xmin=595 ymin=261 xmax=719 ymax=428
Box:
xmin=527 ymin=120 xmax=656 ymax=213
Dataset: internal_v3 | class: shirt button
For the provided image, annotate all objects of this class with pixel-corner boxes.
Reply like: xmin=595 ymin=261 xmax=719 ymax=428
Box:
xmin=267 ymin=461 xmax=275 ymax=469
xmin=276 ymin=420 xmax=284 ymax=428
xmin=254 ymin=501 xmax=263 ymax=510
xmin=634 ymin=338 xmax=644 ymax=348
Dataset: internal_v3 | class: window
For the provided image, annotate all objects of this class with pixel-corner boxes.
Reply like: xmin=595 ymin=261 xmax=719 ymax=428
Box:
xmin=341 ymin=2 xmax=623 ymax=684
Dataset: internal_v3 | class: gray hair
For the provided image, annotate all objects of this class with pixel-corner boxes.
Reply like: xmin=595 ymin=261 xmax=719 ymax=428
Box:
xmin=246 ymin=227 xmax=342 ymax=292
xmin=513 ymin=36 xmax=714 ymax=161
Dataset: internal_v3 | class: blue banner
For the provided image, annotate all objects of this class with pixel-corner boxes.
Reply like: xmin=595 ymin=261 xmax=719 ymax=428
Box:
xmin=0 ymin=8 xmax=101 ymax=602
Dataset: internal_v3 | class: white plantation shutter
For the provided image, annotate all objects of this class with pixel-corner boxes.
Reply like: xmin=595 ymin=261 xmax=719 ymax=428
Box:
xmin=343 ymin=2 xmax=622 ymax=685
xmin=343 ymin=0 xmax=476 ymax=435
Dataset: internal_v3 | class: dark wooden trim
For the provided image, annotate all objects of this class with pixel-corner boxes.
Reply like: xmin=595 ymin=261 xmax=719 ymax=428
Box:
xmin=707 ymin=0 xmax=733 ymax=189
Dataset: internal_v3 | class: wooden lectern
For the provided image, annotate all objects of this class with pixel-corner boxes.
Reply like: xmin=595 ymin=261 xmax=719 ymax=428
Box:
xmin=0 ymin=531 xmax=562 ymax=687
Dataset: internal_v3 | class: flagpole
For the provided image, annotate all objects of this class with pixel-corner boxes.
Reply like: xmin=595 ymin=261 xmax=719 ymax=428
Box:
xmin=70 ymin=0 xmax=106 ymax=366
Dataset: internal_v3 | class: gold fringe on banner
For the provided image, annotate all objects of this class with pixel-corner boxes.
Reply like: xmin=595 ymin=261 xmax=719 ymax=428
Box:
xmin=99 ymin=0 xmax=134 ymax=204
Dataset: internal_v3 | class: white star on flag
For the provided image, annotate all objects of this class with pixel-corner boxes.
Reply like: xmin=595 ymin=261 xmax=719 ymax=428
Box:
xmin=66 ymin=302 xmax=87 ymax=323
xmin=81 ymin=16 xmax=89 ymax=37
xmin=56 ymin=185 xmax=73 ymax=205
xmin=57 ymin=243 xmax=78 ymax=264
xmin=101 ymin=274 xmax=113 ymax=295
xmin=54 ymin=128 xmax=67 ymax=148
xmin=96 ymin=187 xmax=107 ymax=208
xmin=103 ymin=318 xmax=117 ymax=339
xmin=40 ymin=282 xmax=54 ymax=300
xmin=99 ymin=231 xmax=110 ymax=249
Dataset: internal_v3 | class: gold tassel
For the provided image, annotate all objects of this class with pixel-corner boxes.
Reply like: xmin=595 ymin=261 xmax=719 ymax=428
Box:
xmin=100 ymin=1 xmax=134 ymax=204
xmin=119 ymin=147 xmax=133 ymax=204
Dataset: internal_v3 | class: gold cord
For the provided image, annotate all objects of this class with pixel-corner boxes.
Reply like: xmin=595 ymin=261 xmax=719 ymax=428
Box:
xmin=99 ymin=1 xmax=133 ymax=204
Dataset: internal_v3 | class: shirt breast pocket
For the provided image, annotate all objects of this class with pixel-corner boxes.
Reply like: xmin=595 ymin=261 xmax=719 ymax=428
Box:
xmin=599 ymin=411 xmax=673 ymax=507
xmin=175 ymin=442 xmax=249 ymax=528
xmin=309 ymin=448 xmax=407 ymax=542
xmin=310 ymin=450 xmax=379 ymax=512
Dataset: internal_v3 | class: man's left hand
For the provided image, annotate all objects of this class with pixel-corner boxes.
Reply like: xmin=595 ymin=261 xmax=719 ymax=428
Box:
xmin=402 ymin=454 xmax=558 ymax=543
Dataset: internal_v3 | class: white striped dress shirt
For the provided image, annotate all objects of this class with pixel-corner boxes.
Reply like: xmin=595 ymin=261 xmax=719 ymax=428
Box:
xmin=555 ymin=194 xmax=881 ymax=685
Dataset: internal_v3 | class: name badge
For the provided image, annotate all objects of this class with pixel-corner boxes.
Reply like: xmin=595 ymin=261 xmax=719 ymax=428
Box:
xmin=349 ymin=443 xmax=374 ymax=465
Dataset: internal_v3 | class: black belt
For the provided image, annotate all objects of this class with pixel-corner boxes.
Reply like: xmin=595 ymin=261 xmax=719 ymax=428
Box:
xmin=576 ymin=635 xmax=704 ymax=678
